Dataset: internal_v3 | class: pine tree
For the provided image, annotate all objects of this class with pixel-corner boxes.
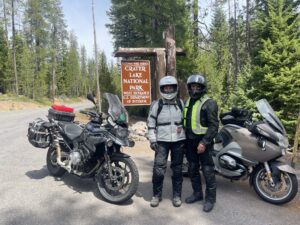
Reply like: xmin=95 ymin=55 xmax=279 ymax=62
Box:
xmin=80 ymin=45 xmax=88 ymax=95
xmin=98 ymin=51 xmax=115 ymax=94
xmin=23 ymin=0 xmax=50 ymax=99
xmin=46 ymin=0 xmax=68 ymax=99
xmin=251 ymin=0 xmax=300 ymax=138
xmin=65 ymin=31 xmax=80 ymax=96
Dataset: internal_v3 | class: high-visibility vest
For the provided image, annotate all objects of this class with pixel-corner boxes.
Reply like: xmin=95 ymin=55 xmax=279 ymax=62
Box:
xmin=183 ymin=95 xmax=210 ymax=135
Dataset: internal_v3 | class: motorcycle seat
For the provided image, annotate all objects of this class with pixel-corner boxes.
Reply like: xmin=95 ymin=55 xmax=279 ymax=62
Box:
xmin=220 ymin=107 xmax=251 ymax=127
xmin=58 ymin=122 xmax=83 ymax=141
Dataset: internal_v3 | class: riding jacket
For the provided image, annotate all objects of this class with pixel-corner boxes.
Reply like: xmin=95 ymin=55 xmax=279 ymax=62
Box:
xmin=147 ymin=98 xmax=186 ymax=143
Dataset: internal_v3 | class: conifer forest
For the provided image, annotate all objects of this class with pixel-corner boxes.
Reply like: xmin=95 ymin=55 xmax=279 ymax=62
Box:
xmin=0 ymin=0 xmax=299 ymax=140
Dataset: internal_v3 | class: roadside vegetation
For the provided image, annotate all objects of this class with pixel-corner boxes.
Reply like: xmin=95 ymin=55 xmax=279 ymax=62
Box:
xmin=0 ymin=0 xmax=299 ymax=142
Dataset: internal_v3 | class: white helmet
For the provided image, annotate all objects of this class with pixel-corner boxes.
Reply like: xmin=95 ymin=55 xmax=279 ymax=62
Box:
xmin=159 ymin=75 xmax=178 ymax=100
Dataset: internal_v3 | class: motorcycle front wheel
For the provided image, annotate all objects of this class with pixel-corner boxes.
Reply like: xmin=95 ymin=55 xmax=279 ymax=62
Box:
xmin=252 ymin=167 xmax=298 ymax=204
xmin=95 ymin=157 xmax=139 ymax=204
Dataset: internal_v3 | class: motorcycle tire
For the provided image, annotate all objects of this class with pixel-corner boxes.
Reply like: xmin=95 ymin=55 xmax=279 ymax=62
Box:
xmin=96 ymin=157 xmax=139 ymax=204
xmin=252 ymin=166 xmax=298 ymax=205
xmin=46 ymin=147 xmax=66 ymax=177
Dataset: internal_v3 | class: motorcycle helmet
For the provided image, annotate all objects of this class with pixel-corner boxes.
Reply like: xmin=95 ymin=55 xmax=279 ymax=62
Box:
xmin=187 ymin=74 xmax=207 ymax=99
xmin=159 ymin=75 xmax=178 ymax=100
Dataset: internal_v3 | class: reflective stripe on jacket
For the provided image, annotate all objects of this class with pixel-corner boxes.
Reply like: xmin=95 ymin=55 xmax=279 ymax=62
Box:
xmin=183 ymin=95 xmax=210 ymax=135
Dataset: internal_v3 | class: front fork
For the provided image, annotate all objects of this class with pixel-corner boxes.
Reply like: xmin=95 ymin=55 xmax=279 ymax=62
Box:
xmin=104 ymin=145 xmax=114 ymax=180
xmin=264 ymin=162 xmax=275 ymax=187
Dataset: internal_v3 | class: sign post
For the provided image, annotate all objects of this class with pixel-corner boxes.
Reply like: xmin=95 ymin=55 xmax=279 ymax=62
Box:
xmin=121 ymin=60 xmax=151 ymax=106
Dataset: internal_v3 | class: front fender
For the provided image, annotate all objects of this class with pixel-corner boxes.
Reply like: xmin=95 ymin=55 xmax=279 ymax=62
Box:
xmin=270 ymin=161 xmax=296 ymax=174
xmin=249 ymin=161 xmax=296 ymax=186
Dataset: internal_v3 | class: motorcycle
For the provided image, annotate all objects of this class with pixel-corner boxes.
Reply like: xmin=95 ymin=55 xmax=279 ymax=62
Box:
xmin=27 ymin=93 xmax=139 ymax=204
xmin=183 ymin=99 xmax=298 ymax=205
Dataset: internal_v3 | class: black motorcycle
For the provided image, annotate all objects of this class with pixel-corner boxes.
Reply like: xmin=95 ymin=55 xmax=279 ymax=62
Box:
xmin=28 ymin=93 xmax=139 ymax=204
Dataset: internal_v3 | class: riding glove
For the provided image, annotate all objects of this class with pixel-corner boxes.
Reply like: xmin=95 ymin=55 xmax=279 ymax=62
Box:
xmin=150 ymin=142 xmax=158 ymax=151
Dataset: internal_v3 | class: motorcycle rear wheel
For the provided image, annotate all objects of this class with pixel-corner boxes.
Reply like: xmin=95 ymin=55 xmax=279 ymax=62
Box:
xmin=96 ymin=157 xmax=139 ymax=204
xmin=252 ymin=167 xmax=298 ymax=204
xmin=46 ymin=147 xmax=66 ymax=177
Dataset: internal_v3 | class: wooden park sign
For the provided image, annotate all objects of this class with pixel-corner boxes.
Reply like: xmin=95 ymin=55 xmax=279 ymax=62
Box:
xmin=115 ymin=26 xmax=186 ymax=101
xmin=121 ymin=60 xmax=151 ymax=105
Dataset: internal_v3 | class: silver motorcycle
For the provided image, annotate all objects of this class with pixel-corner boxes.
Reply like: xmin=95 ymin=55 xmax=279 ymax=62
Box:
xmin=184 ymin=99 xmax=298 ymax=204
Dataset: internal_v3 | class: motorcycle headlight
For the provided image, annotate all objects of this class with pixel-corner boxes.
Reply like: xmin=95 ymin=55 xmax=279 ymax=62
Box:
xmin=116 ymin=127 xmax=129 ymax=139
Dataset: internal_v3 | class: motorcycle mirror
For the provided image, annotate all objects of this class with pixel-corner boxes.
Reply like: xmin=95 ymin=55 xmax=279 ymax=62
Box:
xmin=87 ymin=93 xmax=96 ymax=105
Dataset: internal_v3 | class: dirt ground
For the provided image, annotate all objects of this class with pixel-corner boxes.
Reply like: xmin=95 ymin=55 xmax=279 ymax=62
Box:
xmin=0 ymin=97 xmax=88 ymax=112
xmin=0 ymin=100 xmax=44 ymax=111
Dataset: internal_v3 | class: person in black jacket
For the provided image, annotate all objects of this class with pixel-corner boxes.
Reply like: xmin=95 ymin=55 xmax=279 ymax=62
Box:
xmin=183 ymin=74 xmax=219 ymax=212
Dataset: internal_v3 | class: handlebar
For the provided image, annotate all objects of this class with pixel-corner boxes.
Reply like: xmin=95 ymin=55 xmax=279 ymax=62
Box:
xmin=79 ymin=110 xmax=109 ymax=124
xmin=79 ymin=110 xmax=97 ymax=118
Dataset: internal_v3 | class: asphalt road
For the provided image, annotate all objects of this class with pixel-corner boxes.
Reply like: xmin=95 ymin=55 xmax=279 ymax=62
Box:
xmin=0 ymin=105 xmax=299 ymax=225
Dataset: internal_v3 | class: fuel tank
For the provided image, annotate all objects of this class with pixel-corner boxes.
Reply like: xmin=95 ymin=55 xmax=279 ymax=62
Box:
xmin=220 ymin=124 xmax=282 ymax=163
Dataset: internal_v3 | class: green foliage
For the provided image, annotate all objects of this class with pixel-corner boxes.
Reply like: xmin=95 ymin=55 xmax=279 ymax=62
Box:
xmin=0 ymin=0 xmax=298 ymax=143
xmin=107 ymin=0 xmax=189 ymax=50
xmin=251 ymin=0 xmax=300 ymax=138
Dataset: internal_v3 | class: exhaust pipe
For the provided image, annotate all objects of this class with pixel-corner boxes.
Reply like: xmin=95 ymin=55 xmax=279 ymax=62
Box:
xmin=54 ymin=140 xmax=72 ymax=172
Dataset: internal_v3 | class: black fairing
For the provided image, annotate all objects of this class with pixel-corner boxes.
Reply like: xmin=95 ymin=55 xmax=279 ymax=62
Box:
xmin=82 ymin=122 xmax=108 ymax=152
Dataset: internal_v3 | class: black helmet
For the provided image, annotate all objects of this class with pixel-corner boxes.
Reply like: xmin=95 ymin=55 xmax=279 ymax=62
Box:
xmin=187 ymin=74 xmax=207 ymax=99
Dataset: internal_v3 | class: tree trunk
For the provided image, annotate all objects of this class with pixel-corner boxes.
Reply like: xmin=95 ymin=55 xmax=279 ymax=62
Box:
xmin=193 ymin=0 xmax=199 ymax=52
xmin=246 ymin=0 xmax=251 ymax=55
xmin=228 ymin=0 xmax=231 ymax=21
xmin=11 ymin=0 xmax=18 ymax=95
xmin=155 ymin=49 xmax=166 ymax=100
xmin=164 ymin=26 xmax=176 ymax=77
xmin=3 ymin=0 xmax=8 ymax=42
xmin=92 ymin=0 xmax=101 ymax=111
xmin=51 ymin=25 xmax=57 ymax=103
xmin=291 ymin=112 xmax=300 ymax=167
xmin=233 ymin=0 xmax=238 ymax=88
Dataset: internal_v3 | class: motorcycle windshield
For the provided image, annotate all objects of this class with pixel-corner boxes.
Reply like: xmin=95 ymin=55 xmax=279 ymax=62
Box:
xmin=103 ymin=93 xmax=128 ymax=123
xmin=256 ymin=99 xmax=286 ymax=135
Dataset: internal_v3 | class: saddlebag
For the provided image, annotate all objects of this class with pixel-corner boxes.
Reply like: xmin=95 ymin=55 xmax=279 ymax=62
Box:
xmin=48 ymin=105 xmax=75 ymax=122
xmin=27 ymin=118 xmax=50 ymax=148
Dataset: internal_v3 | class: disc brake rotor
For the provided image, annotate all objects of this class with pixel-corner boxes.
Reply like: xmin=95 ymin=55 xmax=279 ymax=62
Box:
xmin=260 ymin=172 xmax=289 ymax=197
xmin=103 ymin=166 xmax=126 ymax=191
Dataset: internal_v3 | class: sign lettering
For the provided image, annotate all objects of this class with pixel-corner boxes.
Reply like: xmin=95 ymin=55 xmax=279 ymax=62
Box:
xmin=121 ymin=60 xmax=151 ymax=106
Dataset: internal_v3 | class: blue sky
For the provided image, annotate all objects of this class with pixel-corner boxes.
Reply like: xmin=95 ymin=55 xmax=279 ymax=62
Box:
xmin=61 ymin=0 xmax=114 ymax=61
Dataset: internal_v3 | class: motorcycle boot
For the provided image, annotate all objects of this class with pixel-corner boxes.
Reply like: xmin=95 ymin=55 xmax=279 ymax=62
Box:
xmin=172 ymin=196 xmax=182 ymax=207
xmin=203 ymin=187 xmax=216 ymax=212
xmin=172 ymin=173 xmax=183 ymax=206
xmin=202 ymin=166 xmax=216 ymax=212
xmin=185 ymin=192 xmax=203 ymax=204
xmin=186 ymin=161 xmax=203 ymax=204
xmin=150 ymin=196 xmax=162 ymax=207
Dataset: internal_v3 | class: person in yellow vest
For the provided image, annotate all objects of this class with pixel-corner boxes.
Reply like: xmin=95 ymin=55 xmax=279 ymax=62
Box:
xmin=183 ymin=74 xmax=219 ymax=212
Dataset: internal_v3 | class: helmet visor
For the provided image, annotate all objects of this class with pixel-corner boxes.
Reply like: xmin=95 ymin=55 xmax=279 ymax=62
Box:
xmin=160 ymin=84 xmax=177 ymax=94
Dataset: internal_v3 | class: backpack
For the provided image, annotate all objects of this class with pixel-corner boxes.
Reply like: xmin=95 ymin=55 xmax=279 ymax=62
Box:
xmin=156 ymin=98 xmax=183 ymax=118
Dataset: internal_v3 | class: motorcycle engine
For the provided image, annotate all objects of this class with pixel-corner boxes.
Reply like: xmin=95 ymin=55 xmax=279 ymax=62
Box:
xmin=70 ymin=151 xmax=82 ymax=165
xmin=70 ymin=145 xmax=92 ymax=166
xmin=220 ymin=155 xmax=237 ymax=170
